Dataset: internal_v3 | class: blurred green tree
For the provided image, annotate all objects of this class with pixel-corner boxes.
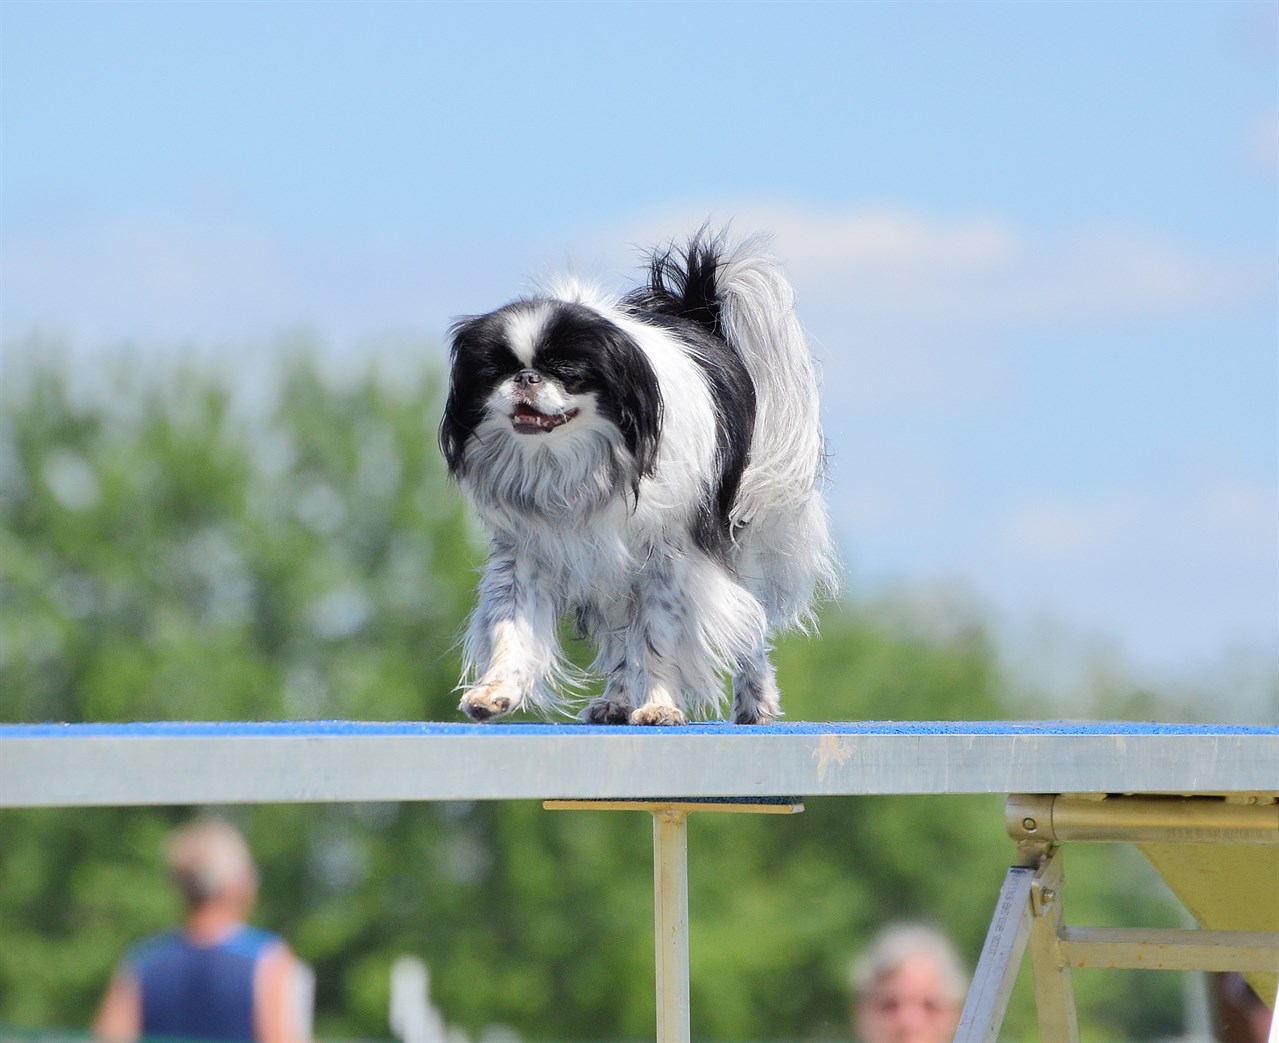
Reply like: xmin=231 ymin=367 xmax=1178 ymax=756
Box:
xmin=0 ymin=347 xmax=1184 ymax=1041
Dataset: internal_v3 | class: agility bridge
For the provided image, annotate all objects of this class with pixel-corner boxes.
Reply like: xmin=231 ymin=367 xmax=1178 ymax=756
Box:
xmin=3 ymin=719 xmax=1276 ymax=1042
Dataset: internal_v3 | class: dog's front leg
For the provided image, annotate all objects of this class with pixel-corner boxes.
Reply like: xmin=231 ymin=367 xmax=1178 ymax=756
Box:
xmin=621 ymin=557 xmax=688 ymax=726
xmin=459 ymin=542 xmax=559 ymax=722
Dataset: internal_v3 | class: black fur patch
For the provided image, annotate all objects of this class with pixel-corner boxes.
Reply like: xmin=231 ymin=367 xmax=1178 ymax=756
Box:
xmin=623 ymin=235 xmax=757 ymax=561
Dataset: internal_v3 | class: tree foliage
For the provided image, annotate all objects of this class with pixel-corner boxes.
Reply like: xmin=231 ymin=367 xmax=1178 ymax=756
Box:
xmin=0 ymin=346 xmax=1184 ymax=1040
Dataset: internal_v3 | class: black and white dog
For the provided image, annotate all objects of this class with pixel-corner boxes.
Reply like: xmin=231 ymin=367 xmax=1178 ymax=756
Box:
xmin=440 ymin=231 xmax=836 ymax=725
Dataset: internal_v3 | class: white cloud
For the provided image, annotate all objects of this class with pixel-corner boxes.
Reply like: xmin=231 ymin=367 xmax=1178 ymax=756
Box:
xmin=601 ymin=201 xmax=1271 ymax=328
xmin=751 ymin=207 xmax=1016 ymax=272
xmin=1187 ymin=477 xmax=1279 ymax=565
xmin=1002 ymin=494 xmax=1146 ymax=563
xmin=999 ymin=477 xmax=1279 ymax=569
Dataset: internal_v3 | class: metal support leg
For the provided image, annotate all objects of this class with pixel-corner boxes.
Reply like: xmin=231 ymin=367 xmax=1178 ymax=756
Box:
xmin=956 ymin=864 xmax=1036 ymax=1042
xmin=1269 ymin=981 xmax=1279 ymax=1043
xmin=544 ymin=797 xmax=800 ymax=1043
xmin=957 ymin=845 xmax=1081 ymax=1043
xmin=653 ymin=808 xmax=691 ymax=1043
xmin=1027 ymin=847 xmax=1080 ymax=1043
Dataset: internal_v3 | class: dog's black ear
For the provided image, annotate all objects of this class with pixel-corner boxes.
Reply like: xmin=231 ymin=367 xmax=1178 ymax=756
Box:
xmin=607 ymin=331 xmax=663 ymax=486
xmin=438 ymin=317 xmax=476 ymax=477
xmin=538 ymin=304 xmax=664 ymax=492
xmin=439 ymin=313 xmax=519 ymax=478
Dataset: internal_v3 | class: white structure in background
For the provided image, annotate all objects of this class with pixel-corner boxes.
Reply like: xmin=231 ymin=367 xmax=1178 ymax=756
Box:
xmin=295 ymin=960 xmax=315 ymax=1041
xmin=389 ymin=955 xmax=468 ymax=1043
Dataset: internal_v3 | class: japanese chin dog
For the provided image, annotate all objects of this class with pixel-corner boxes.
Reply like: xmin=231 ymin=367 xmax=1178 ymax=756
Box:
xmin=440 ymin=230 xmax=837 ymax=725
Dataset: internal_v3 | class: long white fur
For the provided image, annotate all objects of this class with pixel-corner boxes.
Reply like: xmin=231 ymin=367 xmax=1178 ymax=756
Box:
xmin=455 ymin=234 xmax=836 ymax=724
xmin=714 ymin=237 xmax=838 ymax=628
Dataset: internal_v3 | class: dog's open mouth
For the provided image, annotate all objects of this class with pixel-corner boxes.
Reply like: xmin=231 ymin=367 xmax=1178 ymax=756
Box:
xmin=510 ymin=403 xmax=579 ymax=434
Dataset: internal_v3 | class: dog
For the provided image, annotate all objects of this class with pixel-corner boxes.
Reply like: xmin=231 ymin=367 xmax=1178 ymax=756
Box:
xmin=440 ymin=230 xmax=836 ymax=725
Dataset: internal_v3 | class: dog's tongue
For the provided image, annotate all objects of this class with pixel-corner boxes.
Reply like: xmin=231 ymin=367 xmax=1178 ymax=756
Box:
xmin=511 ymin=403 xmax=572 ymax=433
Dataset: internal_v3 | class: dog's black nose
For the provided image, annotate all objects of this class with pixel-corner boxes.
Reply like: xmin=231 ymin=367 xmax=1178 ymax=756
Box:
xmin=515 ymin=369 xmax=542 ymax=388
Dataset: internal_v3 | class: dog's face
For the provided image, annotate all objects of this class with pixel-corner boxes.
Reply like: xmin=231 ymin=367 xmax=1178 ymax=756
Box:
xmin=440 ymin=298 xmax=662 ymax=483
xmin=472 ymin=302 xmax=588 ymax=438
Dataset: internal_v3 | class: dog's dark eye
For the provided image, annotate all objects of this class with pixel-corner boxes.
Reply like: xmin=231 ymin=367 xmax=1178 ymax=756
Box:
xmin=453 ymin=332 xmax=523 ymax=386
xmin=541 ymin=360 xmax=591 ymax=394
xmin=474 ymin=359 xmax=508 ymax=381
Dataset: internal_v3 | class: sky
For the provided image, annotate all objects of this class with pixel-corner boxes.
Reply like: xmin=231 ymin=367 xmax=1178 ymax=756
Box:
xmin=2 ymin=0 xmax=1277 ymax=715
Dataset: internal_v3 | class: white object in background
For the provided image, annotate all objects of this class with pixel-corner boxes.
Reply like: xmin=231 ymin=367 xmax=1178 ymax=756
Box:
xmin=294 ymin=959 xmax=316 ymax=1041
xmin=390 ymin=955 xmax=453 ymax=1043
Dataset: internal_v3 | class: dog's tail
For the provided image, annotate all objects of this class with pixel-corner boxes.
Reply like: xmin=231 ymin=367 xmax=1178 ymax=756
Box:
xmin=633 ymin=229 xmax=840 ymax=623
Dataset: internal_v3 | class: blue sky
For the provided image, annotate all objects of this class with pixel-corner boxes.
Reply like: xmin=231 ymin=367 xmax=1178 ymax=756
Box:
xmin=2 ymin=0 xmax=1276 ymax=713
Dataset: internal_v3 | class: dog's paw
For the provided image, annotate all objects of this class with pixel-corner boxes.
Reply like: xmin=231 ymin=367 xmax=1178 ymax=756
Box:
xmin=581 ymin=697 xmax=634 ymax=725
xmin=459 ymin=681 xmax=519 ymax=722
xmin=732 ymin=705 xmax=778 ymax=726
xmin=732 ymin=669 xmax=780 ymax=725
xmin=629 ymin=704 xmax=687 ymax=727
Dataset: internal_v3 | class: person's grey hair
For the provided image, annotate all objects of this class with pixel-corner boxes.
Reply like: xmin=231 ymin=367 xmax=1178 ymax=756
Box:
xmin=850 ymin=922 xmax=969 ymax=1006
xmin=165 ymin=817 xmax=256 ymax=907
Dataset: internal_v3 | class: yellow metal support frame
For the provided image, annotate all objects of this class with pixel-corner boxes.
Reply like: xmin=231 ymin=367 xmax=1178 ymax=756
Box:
xmin=957 ymin=793 xmax=1279 ymax=1042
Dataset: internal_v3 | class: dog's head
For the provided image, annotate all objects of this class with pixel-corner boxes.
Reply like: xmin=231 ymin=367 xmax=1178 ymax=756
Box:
xmin=439 ymin=298 xmax=663 ymax=483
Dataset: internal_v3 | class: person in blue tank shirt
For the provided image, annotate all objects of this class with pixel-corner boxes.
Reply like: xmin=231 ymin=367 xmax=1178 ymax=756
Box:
xmin=94 ymin=817 xmax=308 ymax=1043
